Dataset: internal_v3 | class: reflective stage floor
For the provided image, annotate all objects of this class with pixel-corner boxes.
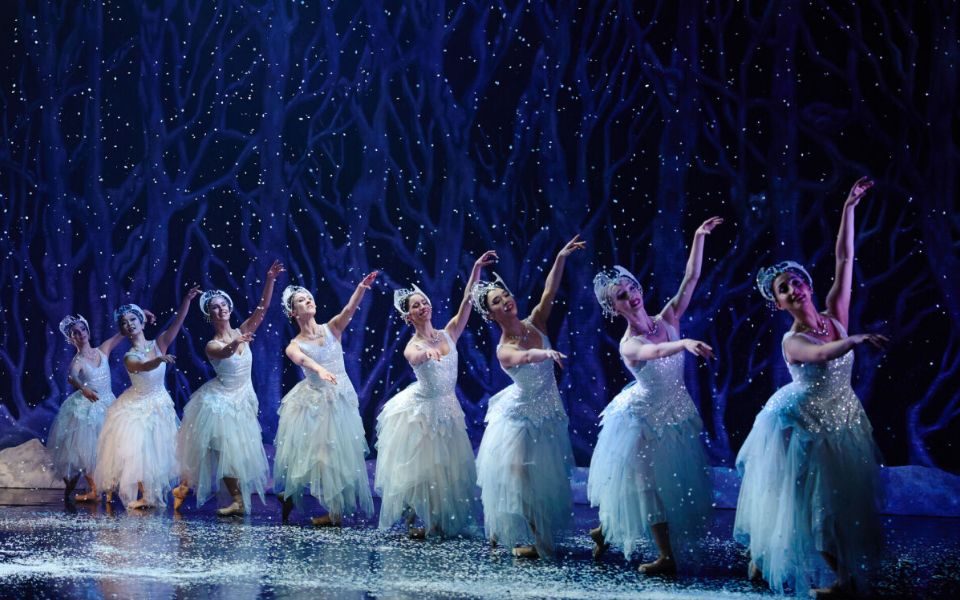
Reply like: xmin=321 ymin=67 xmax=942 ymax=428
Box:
xmin=1 ymin=489 xmax=958 ymax=599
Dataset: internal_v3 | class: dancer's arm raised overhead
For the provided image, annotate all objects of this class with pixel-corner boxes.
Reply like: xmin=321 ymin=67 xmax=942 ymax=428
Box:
xmin=445 ymin=251 xmax=498 ymax=342
xmin=529 ymin=235 xmax=586 ymax=333
xmin=156 ymin=286 xmax=200 ymax=354
xmin=328 ymin=271 xmax=378 ymax=340
xmin=660 ymin=217 xmax=723 ymax=327
xmin=240 ymin=260 xmax=285 ymax=335
xmin=825 ymin=177 xmax=873 ymax=330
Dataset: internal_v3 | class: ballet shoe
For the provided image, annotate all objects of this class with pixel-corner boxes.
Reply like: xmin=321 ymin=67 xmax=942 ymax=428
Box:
xmin=407 ymin=527 xmax=426 ymax=540
xmin=172 ymin=484 xmax=190 ymax=511
xmin=511 ymin=545 xmax=539 ymax=559
xmin=589 ymin=527 xmax=609 ymax=560
xmin=216 ymin=501 xmax=244 ymax=517
xmin=748 ymin=560 xmax=764 ymax=582
xmin=278 ymin=496 xmax=294 ymax=523
xmin=126 ymin=498 xmax=152 ymax=510
xmin=809 ymin=583 xmax=852 ymax=599
xmin=638 ymin=556 xmax=676 ymax=576
xmin=74 ymin=491 xmax=98 ymax=503
xmin=310 ymin=514 xmax=341 ymax=527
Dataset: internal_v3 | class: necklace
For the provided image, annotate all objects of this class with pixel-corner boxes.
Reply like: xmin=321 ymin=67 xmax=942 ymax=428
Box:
xmin=802 ymin=316 xmax=830 ymax=337
xmin=632 ymin=317 xmax=660 ymax=338
xmin=506 ymin=323 xmax=530 ymax=346
xmin=415 ymin=330 xmax=442 ymax=345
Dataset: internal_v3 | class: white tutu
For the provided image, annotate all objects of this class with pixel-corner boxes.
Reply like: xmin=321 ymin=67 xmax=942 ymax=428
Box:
xmin=47 ymin=350 xmax=115 ymax=480
xmin=587 ymin=323 xmax=712 ymax=561
xmin=176 ymin=347 xmax=269 ymax=511
xmin=375 ymin=333 xmax=478 ymax=536
xmin=734 ymin=322 xmax=882 ymax=595
xmin=476 ymin=322 xmax=573 ymax=557
xmin=94 ymin=344 xmax=179 ymax=507
xmin=273 ymin=329 xmax=373 ymax=517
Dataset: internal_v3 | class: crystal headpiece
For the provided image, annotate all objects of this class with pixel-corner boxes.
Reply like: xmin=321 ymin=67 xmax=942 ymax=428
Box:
xmin=199 ymin=289 xmax=234 ymax=316
xmin=58 ymin=314 xmax=90 ymax=341
xmin=756 ymin=260 xmax=814 ymax=303
xmin=393 ymin=284 xmax=431 ymax=317
xmin=281 ymin=285 xmax=313 ymax=318
xmin=593 ymin=266 xmax=641 ymax=318
xmin=114 ymin=304 xmax=145 ymax=326
xmin=470 ymin=272 xmax=512 ymax=321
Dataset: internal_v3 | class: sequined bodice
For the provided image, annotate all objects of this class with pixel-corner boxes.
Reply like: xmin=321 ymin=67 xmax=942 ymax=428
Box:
xmin=77 ymin=350 xmax=112 ymax=396
xmin=296 ymin=325 xmax=348 ymax=388
xmin=124 ymin=342 xmax=167 ymax=393
xmin=411 ymin=333 xmax=458 ymax=397
xmin=607 ymin=322 xmax=699 ymax=430
xmin=211 ymin=344 xmax=253 ymax=391
xmin=771 ymin=319 xmax=865 ymax=433
xmin=497 ymin=323 xmax=567 ymax=424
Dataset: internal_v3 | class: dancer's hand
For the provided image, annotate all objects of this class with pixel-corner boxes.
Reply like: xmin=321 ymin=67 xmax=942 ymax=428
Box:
xmin=558 ymin=234 xmax=586 ymax=258
xmin=852 ymin=332 xmax=889 ymax=350
xmin=314 ymin=366 xmax=338 ymax=384
xmin=545 ymin=349 xmax=567 ymax=368
xmin=424 ymin=348 xmax=443 ymax=362
xmin=844 ymin=176 xmax=874 ymax=208
xmin=159 ymin=354 xmax=177 ymax=364
xmin=142 ymin=309 xmax=157 ymax=325
xmin=267 ymin=260 xmax=286 ymax=280
xmin=81 ymin=387 xmax=100 ymax=402
xmin=682 ymin=339 xmax=714 ymax=359
xmin=232 ymin=331 xmax=255 ymax=347
xmin=695 ymin=216 xmax=724 ymax=236
xmin=358 ymin=271 xmax=379 ymax=290
xmin=183 ymin=286 xmax=201 ymax=303
xmin=474 ymin=250 xmax=498 ymax=269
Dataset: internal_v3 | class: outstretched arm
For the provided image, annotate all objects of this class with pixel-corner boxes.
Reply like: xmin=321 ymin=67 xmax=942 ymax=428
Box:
xmin=661 ymin=217 xmax=723 ymax=326
xmin=783 ymin=330 xmax=888 ymax=364
xmin=445 ymin=251 xmax=498 ymax=342
xmin=285 ymin=342 xmax=338 ymax=384
xmin=66 ymin=358 xmax=99 ymax=402
xmin=327 ymin=271 xmax=378 ymax=340
xmin=529 ymin=235 xmax=586 ymax=332
xmin=825 ymin=177 xmax=873 ymax=329
xmin=240 ymin=260 xmax=285 ymax=334
xmin=496 ymin=343 xmax=566 ymax=369
xmin=156 ymin=286 xmax=200 ymax=354
xmin=620 ymin=336 xmax=714 ymax=363
xmin=124 ymin=353 xmax=176 ymax=374
xmin=205 ymin=332 xmax=254 ymax=360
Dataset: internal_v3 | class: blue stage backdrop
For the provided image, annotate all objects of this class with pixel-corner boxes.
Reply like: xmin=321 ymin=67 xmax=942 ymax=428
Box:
xmin=0 ymin=1 xmax=957 ymax=471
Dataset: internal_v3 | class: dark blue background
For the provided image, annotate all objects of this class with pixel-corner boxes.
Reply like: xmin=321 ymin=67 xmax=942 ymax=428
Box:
xmin=1 ymin=0 xmax=957 ymax=471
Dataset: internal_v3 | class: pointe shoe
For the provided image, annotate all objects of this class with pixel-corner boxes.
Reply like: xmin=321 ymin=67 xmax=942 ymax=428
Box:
xmin=638 ymin=556 xmax=677 ymax=575
xmin=589 ymin=527 xmax=609 ymax=560
xmin=75 ymin=491 xmax=99 ymax=503
xmin=407 ymin=527 xmax=426 ymax=540
xmin=748 ymin=560 xmax=764 ymax=582
xmin=127 ymin=498 xmax=152 ymax=510
xmin=809 ymin=583 xmax=852 ymax=599
xmin=217 ymin=500 xmax=245 ymax=517
xmin=172 ymin=484 xmax=190 ymax=512
xmin=310 ymin=514 xmax=342 ymax=527
xmin=278 ymin=496 xmax=295 ymax=523
xmin=511 ymin=545 xmax=539 ymax=559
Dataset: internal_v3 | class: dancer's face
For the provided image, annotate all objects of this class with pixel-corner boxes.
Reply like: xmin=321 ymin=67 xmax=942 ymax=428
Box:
xmin=207 ymin=296 xmax=232 ymax=323
xmin=485 ymin=287 xmax=516 ymax=322
xmin=406 ymin=293 xmax=432 ymax=326
xmin=772 ymin=272 xmax=811 ymax=311
xmin=610 ymin=279 xmax=644 ymax=317
xmin=290 ymin=292 xmax=316 ymax=318
xmin=119 ymin=312 xmax=143 ymax=337
xmin=68 ymin=322 xmax=89 ymax=349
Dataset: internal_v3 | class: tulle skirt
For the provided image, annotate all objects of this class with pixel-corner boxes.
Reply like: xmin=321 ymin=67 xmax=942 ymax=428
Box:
xmin=587 ymin=404 xmax=712 ymax=561
xmin=47 ymin=390 xmax=116 ymax=479
xmin=176 ymin=379 xmax=269 ymax=511
xmin=476 ymin=392 xmax=573 ymax=557
xmin=734 ymin=385 xmax=882 ymax=595
xmin=273 ymin=379 xmax=373 ymax=517
xmin=94 ymin=387 xmax=180 ymax=507
xmin=374 ymin=383 xmax=478 ymax=536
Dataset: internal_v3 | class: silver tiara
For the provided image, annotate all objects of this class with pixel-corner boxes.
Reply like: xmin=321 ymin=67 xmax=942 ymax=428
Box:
xmin=281 ymin=285 xmax=313 ymax=318
xmin=114 ymin=304 xmax=145 ymax=326
xmin=593 ymin=266 xmax=641 ymax=318
xmin=199 ymin=289 xmax=234 ymax=316
xmin=756 ymin=260 xmax=813 ymax=303
xmin=470 ymin=272 xmax=512 ymax=321
xmin=58 ymin=314 xmax=90 ymax=341
xmin=393 ymin=283 xmax=430 ymax=317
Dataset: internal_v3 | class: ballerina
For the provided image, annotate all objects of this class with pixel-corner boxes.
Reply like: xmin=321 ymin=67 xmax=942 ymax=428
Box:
xmin=94 ymin=288 xmax=199 ymax=509
xmin=587 ymin=216 xmax=722 ymax=574
xmin=375 ymin=250 xmax=498 ymax=539
xmin=173 ymin=260 xmax=284 ymax=516
xmin=273 ymin=272 xmax=378 ymax=525
xmin=735 ymin=177 xmax=887 ymax=598
xmin=472 ymin=235 xmax=585 ymax=559
xmin=49 ymin=311 xmax=153 ymax=503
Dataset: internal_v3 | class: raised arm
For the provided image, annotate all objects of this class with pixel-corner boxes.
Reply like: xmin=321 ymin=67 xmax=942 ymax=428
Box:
xmin=661 ymin=217 xmax=723 ymax=326
xmin=240 ymin=260 xmax=285 ymax=334
xmin=620 ymin=335 xmax=714 ymax=364
xmin=783 ymin=331 xmax=888 ymax=365
xmin=327 ymin=271 xmax=378 ymax=339
xmin=529 ymin=235 xmax=586 ymax=332
xmin=496 ymin=343 xmax=566 ymax=370
xmin=825 ymin=177 xmax=873 ymax=329
xmin=445 ymin=251 xmax=498 ymax=342
xmin=156 ymin=286 xmax=200 ymax=354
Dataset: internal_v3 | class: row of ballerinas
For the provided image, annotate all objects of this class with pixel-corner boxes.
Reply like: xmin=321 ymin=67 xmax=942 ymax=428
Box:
xmin=48 ymin=177 xmax=887 ymax=598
